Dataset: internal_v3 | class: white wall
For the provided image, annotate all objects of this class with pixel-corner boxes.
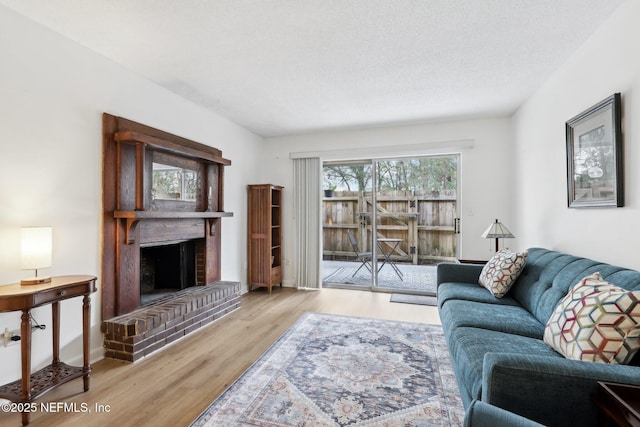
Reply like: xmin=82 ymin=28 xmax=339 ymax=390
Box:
xmin=265 ymin=117 xmax=515 ymax=285
xmin=0 ymin=5 xmax=263 ymax=384
xmin=513 ymin=0 xmax=640 ymax=269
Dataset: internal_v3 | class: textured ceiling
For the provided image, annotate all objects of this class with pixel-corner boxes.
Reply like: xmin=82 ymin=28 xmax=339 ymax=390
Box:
xmin=0 ymin=0 xmax=627 ymax=137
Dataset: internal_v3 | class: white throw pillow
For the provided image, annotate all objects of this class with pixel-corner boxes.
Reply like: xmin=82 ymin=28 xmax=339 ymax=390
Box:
xmin=544 ymin=272 xmax=640 ymax=364
xmin=478 ymin=249 xmax=528 ymax=298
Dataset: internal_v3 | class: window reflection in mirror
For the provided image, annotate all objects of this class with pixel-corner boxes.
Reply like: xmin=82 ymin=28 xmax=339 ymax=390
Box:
xmin=152 ymin=162 xmax=197 ymax=201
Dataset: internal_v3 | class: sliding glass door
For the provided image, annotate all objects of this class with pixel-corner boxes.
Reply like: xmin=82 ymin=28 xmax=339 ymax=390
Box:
xmin=321 ymin=160 xmax=375 ymax=290
xmin=322 ymin=155 xmax=459 ymax=294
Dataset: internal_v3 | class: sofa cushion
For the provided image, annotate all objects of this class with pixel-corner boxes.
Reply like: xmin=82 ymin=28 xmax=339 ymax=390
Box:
xmin=478 ymin=249 xmax=528 ymax=297
xmin=437 ymin=282 xmax=522 ymax=309
xmin=446 ymin=327 xmax=560 ymax=407
xmin=440 ymin=299 xmax=545 ymax=339
xmin=544 ymin=272 xmax=640 ymax=364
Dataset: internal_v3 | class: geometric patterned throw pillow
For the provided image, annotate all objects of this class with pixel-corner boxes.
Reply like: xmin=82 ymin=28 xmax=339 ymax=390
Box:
xmin=478 ymin=249 xmax=528 ymax=298
xmin=543 ymin=272 xmax=640 ymax=364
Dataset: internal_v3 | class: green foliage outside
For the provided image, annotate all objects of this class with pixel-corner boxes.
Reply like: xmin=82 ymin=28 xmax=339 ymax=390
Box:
xmin=323 ymin=156 xmax=457 ymax=193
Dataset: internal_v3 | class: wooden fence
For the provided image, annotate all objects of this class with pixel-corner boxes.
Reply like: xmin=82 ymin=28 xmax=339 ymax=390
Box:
xmin=323 ymin=190 xmax=457 ymax=264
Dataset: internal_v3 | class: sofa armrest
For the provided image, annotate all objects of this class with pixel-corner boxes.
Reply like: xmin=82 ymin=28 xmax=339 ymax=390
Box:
xmin=436 ymin=262 xmax=484 ymax=287
xmin=482 ymin=352 xmax=640 ymax=426
xmin=464 ymin=400 xmax=544 ymax=427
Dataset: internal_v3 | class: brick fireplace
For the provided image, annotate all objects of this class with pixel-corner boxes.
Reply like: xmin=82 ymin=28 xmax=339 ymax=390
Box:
xmin=102 ymin=281 xmax=240 ymax=361
xmin=101 ymin=114 xmax=239 ymax=361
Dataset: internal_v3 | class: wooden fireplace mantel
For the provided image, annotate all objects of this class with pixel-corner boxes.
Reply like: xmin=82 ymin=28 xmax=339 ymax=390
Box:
xmin=114 ymin=210 xmax=233 ymax=244
xmin=102 ymin=113 xmax=233 ymax=319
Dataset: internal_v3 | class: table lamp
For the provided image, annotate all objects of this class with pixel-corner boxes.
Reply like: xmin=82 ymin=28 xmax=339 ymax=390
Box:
xmin=20 ymin=226 xmax=53 ymax=285
xmin=481 ymin=219 xmax=514 ymax=252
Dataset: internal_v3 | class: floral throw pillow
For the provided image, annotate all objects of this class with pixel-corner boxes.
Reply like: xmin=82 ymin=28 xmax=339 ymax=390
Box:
xmin=543 ymin=272 xmax=640 ymax=364
xmin=478 ymin=249 xmax=528 ymax=298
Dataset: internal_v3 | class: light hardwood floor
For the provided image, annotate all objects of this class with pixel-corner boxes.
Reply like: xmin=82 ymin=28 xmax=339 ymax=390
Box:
xmin=3 ymin=287 xmax=441 ymax=427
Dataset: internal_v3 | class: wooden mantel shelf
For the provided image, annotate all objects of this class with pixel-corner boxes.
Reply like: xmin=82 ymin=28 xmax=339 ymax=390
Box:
xmin=114 ymin=210 xmax=233 ymax=244
xmin=114 ymin=210 xmax=233 ymax=219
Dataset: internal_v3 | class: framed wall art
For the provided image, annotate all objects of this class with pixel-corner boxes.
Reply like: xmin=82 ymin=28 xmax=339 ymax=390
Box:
xmin=566 ymin=93 xmax=622 ymax=208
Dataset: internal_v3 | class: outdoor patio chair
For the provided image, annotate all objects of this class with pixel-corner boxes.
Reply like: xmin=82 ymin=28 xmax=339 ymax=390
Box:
xmin=347 ymin=231 xmax=372 ymax=277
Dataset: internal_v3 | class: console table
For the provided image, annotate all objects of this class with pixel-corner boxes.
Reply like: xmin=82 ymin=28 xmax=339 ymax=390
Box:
xmin=0 ymin=275 xmax=97 ymax=426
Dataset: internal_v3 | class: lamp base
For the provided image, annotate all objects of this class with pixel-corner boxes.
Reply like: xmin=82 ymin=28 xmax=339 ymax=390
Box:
xmin=21 ymin=276 xmax=52 ymax=285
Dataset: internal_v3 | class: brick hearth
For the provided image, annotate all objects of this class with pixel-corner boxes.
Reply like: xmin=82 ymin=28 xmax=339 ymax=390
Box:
xmin=103 ymin=281 xmax=240 ymax=362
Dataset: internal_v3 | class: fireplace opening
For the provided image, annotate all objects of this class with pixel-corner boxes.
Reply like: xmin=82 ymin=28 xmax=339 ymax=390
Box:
xmin=140 ymin=240 xmax=199 ymax=306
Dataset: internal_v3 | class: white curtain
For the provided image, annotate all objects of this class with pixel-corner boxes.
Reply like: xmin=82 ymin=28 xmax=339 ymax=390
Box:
xmin=293 ymin=157 xmax=321 ymax=289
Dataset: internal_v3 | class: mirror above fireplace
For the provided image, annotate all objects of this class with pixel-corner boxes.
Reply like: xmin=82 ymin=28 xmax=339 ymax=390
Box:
xmin=152 ymin=162 xmax=198 ymax=202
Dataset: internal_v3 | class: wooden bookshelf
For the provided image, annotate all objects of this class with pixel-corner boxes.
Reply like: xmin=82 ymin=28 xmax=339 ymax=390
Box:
xmin=247 ymin=184 xmax=283 ymax=293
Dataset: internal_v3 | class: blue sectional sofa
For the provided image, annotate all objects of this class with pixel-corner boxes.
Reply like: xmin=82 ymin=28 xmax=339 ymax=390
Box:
xmin=437 ymin=247 xmax=640 ymax=426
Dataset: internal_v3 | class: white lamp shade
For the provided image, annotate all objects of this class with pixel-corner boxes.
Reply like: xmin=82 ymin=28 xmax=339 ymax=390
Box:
xmin=481 ymin=219 xmax=514 ymax=239
xmin=21 ymin=226 xmax=53 ymax=270
xmin=481 ymin=219 xmax=514 ymax=253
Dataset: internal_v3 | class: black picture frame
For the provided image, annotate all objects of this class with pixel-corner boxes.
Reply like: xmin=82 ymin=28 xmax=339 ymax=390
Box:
xmin=566 ymin=93 xmax=622 ymax=208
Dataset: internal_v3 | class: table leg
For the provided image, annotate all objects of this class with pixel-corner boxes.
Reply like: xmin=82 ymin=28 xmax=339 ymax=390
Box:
xmin=82 ymin=295 xmax=91 ymax=391
xmin=377 ymin=241 xmax=403 ymax=280
xmin=387 ymin=242 xmax=404 ymax=280
xmin=52 ymin=302 xmax=60 ymax=364
xmin=376 ymin=242 xmax=388 ymax=272
xmin=20 ymin=310 xmax=31 ymax=426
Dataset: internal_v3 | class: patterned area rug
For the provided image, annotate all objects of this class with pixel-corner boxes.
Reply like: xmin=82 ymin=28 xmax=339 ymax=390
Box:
xmin=191 ymin=313 xmax=463 ymax=426
xmin=323 ymin=266 xmax=437 ymax=293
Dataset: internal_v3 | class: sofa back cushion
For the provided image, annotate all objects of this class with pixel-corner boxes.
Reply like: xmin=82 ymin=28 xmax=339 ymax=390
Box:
xmin=510 ymin=248 xmax=640 ymax=325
